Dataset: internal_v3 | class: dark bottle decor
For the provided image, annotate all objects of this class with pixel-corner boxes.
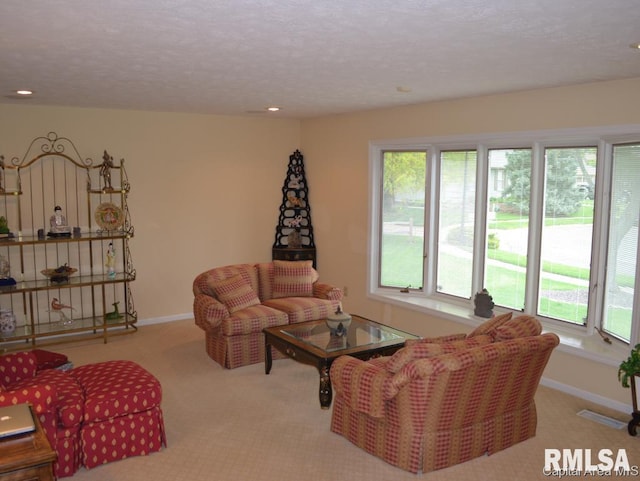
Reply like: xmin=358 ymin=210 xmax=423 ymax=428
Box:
xmin=272 ymin=150 xmax=317 ymax=267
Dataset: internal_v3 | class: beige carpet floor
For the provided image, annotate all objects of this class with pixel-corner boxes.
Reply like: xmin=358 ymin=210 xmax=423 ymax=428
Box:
xmin=49 ymin=319 xmax=638 ymax=481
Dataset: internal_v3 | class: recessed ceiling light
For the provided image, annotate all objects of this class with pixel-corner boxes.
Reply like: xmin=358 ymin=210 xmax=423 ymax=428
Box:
xmin=629 ymin=43 xmax=640 ymax=50
xmin=396 ymin=86 xmax=412 ymax=93
xmin=15 ymin=89 xmax=34 ymax=95
xmin=266 ymin=106 xmax=281 ymax=112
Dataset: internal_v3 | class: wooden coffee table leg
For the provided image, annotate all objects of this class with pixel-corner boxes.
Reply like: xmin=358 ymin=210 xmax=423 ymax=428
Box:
xmin=319 ymin=362 xmax=332 ymax=409
xmin=265 ymin=340 xmax=273 ymax=374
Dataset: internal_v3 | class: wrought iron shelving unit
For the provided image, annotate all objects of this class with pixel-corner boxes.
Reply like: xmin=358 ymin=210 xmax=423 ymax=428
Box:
xmin=0 ymin=132 xmax=137 ymax=351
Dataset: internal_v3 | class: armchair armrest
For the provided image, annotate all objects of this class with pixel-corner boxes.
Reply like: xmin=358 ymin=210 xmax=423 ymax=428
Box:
xmin=313 ymin=283 xmax=343 ymax=301
xmin=0 ymin=351 xmax=38 ymax=388
xmin=330 ymin=355 xmax=389 ymax=418
xmin=193 ymin=293 xmax=230 ymax=331
xmin=405 ymin=333 xmax=466 ymax=346
xmin=0 ymin=383 xmax=58 ymax=414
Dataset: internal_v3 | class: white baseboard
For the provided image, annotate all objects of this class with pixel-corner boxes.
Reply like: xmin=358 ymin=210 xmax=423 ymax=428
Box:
xmin=137 ymin=313 xmax=193 ymax=326
xmin=540 ymin=376 xmax=631 ymax=415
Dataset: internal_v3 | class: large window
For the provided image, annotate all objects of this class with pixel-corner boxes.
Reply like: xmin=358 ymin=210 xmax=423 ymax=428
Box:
xmin=371 ymin=128 xmax=640 ymax=346
xmin=603 ymin=144 xmax=640 ymax=340
xmin=437 ymin=150 xmax=476 ymax=298
xmin=485 ymin=148 xmax=530 ymax=311
xmin=380 ymin=151 xmax=426 ymax=289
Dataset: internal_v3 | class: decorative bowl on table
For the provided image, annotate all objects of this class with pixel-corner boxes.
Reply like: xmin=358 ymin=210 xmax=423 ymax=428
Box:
xmin=41 ymin=264 xmax=78 ymax=283
xmin=326 ymin=306 xmax=352 ymax=337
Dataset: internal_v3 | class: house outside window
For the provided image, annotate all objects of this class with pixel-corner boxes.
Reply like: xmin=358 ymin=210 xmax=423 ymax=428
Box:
xmin=371 ymin=127 xmax=640 ymax=347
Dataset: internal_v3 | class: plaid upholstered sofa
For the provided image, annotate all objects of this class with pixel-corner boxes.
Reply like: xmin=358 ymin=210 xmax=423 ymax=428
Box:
xmin=329 ymin=313 xmax=559 ymax=473
xmin=0 ymin=351 xmax=166 ymax=478
xmin=193 ymin=260 xmax=343 ymax=369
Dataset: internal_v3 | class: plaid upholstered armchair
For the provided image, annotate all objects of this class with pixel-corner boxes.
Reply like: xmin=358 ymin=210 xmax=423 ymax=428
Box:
xmin=329 ymin=314 xmax=559 ymax=473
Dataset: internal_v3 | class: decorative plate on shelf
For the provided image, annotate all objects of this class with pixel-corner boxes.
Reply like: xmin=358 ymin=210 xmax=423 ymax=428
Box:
xmin=94 ymin=202 xmax=124 ymax=231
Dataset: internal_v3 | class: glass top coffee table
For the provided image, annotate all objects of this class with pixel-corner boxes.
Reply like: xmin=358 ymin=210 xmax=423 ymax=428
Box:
xmin=263 ymin=314 xmax=419 ymax=409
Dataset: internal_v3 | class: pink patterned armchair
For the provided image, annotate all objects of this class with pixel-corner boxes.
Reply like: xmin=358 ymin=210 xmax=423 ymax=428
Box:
xmin=329 ymin=314 xmax=559 ymax=473
xmin=0 ymin=351 xmax=166 ymax=478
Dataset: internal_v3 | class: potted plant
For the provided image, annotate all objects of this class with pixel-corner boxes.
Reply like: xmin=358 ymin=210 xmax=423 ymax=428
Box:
xmin=619 ymin=343 xmax=640 ymax=388
xmin=618 ymin=343 xmax=640 ymax=436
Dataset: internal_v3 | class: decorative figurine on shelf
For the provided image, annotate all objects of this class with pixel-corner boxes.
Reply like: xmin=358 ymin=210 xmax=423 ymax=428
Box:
xmin=100 ymin=150 xmax=114 ymax=191
xmin=0 ymin=215 xmax=12 ymax=239
xmin=287 ymin=215 xmax=303 ymax=248
xmin=48 ymin=205 xmax=72 ymax=237
xmin=105 ymin=242 xmax=116 ymax=278
xmin=105 ymin=301 xmax=123 ymax=321
xmin=474 ymin=288 xmax=495 ymax=318
xmin=0 ymin=254 xmax=16 ymax=286
xmin=50 ymin=297 xmax=75 ymax=326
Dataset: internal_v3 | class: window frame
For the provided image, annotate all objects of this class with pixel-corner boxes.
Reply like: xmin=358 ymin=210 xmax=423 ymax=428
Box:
xmin=369 ymin=125 xmax=640 ymax=355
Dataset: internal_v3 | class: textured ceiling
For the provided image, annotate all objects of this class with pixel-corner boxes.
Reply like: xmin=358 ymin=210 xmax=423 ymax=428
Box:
xmin=1 ymin=0 xmax=639 ymax=119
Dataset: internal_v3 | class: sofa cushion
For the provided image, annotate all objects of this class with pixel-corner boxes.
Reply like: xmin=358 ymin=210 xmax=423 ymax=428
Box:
xmin=272 ymin=260 xmax=314 ymax=298
xmin=208 ymin=274 xmax=260 ymax=313
xmin=256 ymin=262 xmax=320 ymax=301
xmin=194 ymin=264 xmax=259 ymax=298
xmin=386 ymin=335 xmax=493 ymax=373
xmin=220 ymin=305 xmax=289 ymax=336
xmin=262 ymin=296 xmax=337 ymax=324
xmin=467 ymin=311 xmax=513 ymax=337
xmin=493 ymin=315 xmax=542 ymax=340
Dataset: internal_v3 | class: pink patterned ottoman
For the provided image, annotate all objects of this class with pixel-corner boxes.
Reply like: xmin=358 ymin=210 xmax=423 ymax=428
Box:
xmin=70 ymin=360 xmax=167 ymax=469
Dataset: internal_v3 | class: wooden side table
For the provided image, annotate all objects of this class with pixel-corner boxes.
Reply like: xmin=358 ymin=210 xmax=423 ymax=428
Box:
xmin=0 ymin=406 xmax=56 ymax=481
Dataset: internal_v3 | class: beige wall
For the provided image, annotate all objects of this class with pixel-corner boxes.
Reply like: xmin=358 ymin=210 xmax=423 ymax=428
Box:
xmin=0 ymin=104 xmax=301 ymax=322
xmin=300 ymin=77 xmax=640 ymax=408
xmin=1 ymin=77 xmax=638 ymax=409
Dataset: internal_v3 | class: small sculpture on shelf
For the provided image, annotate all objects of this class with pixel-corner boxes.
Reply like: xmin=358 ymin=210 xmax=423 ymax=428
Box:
xmin=0 ymin=216 xmax=13 ymax=240
xmin=50 ymin=297 xmax=75 ymax=326
xmin=48 ymin=205 xmax=72 ymax=237
xmin=105 ymin=301 xmax=123 ymax=322
xmin=105 ymin=242 xmax=116 ymax=278
xmin=287 ymin=215 xmax=304 ymax=248
xmin=100 ymin=150 xmax=114 ymax=191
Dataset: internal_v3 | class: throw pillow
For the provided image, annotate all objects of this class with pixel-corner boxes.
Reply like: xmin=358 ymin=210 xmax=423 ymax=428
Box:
xmin=493 ymin=315 xmax=542 ymax=341
xmin=467 ymin=311 xmax=513 ymax=338
xmin=31 ymin=349 xmax=69 ymax=370
xmin=272 ymin=260 xmax=314 ymax=299
xmin=208 ymin=274 xmax=261 ymax=313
